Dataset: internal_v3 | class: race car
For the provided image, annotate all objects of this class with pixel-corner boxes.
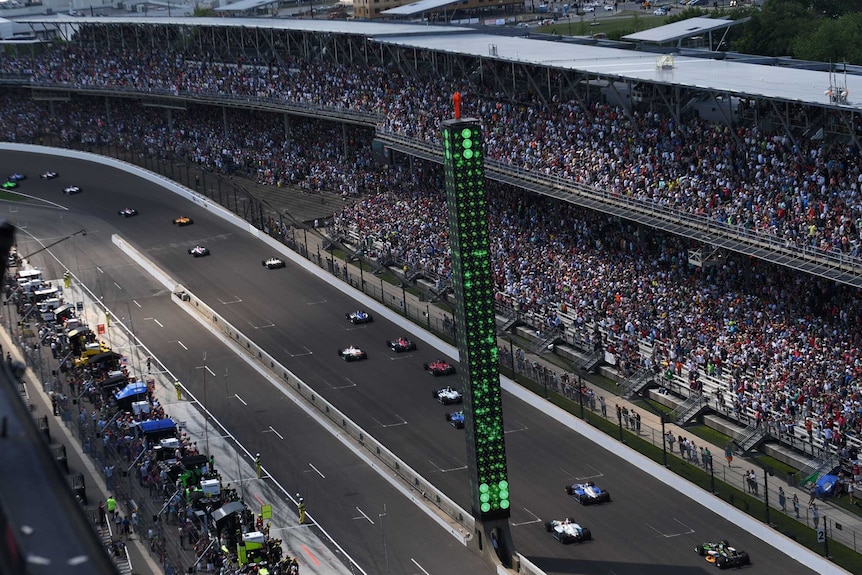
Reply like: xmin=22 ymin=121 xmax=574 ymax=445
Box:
xmin=544 ymin=518 xmax=591 ymax=544
xmin=423 ymin=359 xmax=456 ymax=376
xmin=173 ymin=216 xmax=194 ymax=226
xmin=386 ymin=337 xmax=417 ymax=353
xmin=433 ymin=386 xmax=463 ymax=405
xmin=698 ymin=541 xmax=751 ymax=569
xmin=346 ymin=310 xmax=373 ymax=324
xmin=565 ymin=481 xmax=611 ymax=505
xmin=2 ymin=180 xmax=18 ymax=190
xmin=188 ymin=245 xmax=210 ymax=257
xmin=8 ymin=173 xmax=25 ymax=181
xmin=262 ymin=257 xmax=286 ymax=269
xmin=41 ymin=171 xmax=58 ymax=179
xmin=118 ymin=208 xmax=138 ymax=217
xmin=337 ymin=346 xmax=368 ymax=361
xmin=63 ymin=185 xmax=81 ymax=194
xmin=446 ymin=410 xmax=465 ymax=429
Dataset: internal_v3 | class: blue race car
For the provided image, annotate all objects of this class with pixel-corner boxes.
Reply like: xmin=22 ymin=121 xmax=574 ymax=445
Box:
xmin=445 ymin=410 xmax=465 ymax=429
xmin=8 ymin=173 xmax=26 ymax=181
xmin=565 ymin=481 xmax=611 ymax=505
xmin=346 ymin=310 xmax=373 ymax=324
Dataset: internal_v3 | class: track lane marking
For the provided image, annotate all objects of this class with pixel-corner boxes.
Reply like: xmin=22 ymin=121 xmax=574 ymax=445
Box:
xmin=354 ymin=507 xmax=374 ymax=525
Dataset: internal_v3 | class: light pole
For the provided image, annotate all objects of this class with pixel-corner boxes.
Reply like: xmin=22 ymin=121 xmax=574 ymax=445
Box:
xmin=661 ymin=414 xmax=667 ymax=467
xmin=764 ymin=467 xmax=773 ymax=526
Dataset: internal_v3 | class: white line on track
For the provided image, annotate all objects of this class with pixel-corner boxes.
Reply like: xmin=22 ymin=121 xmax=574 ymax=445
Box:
xmin=152 ymin=318 xmax=163 ymax=328
xmin=234 ymin=394 xmax=247 ymax=406
xmin=113 ymin=282 xmax=122 ymax=290
xmin=196 ymin=365 xmax=216 ymax=377
xmin=96 ymin=266 xmax=104 ymax=273
xmin=510 ymin=508 xmax=542 ymax=527
xmin=427 ymin=460 xmax=467 ymax=473
xmin=411 ymin=558 xmax=430 ymax=575
xmin=177 ymin=340 xmax=187 ymax=350
xmin=354 ymin=507 xmax=374 ymax=525
xmin=309 ymin=463 xmax=325 ymax=479
xmin=268 ymin=426 xmax=283 ymax=440
xmin=132 ymin=300 xmax=141 ymax=308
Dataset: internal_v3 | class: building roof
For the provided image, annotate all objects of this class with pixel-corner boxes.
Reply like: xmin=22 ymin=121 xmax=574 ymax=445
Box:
xmin=15 ymin=15 xmax=465 ymax=37
xmin=13 ymin=16 xmax=862 ymax=111
xmin=622 ymin=16 xmax=740 ymax=44
xmin=214 ymin=0 xmax=281 ymax=12
xmin=382 ymin=0 xmax=460 ymax=16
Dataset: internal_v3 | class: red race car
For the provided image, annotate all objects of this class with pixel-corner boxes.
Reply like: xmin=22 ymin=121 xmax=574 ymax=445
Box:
xmin=423 ymin=359 xmax=456 ymax=376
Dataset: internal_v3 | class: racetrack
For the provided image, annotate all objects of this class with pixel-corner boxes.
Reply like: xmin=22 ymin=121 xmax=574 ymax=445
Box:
xmin=2 ymin=149 xmax=822 ymax=575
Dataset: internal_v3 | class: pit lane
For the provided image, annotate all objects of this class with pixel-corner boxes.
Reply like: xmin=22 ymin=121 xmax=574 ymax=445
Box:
xmin=1 ymin=149 xmax=823 ymax=575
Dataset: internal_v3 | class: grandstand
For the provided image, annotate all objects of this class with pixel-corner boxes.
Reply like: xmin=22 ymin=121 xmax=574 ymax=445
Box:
xmin=2 ymin=12 xmax=862 ymax=507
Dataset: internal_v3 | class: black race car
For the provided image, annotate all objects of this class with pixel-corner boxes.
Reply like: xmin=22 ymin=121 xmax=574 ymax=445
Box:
xmin=346 ymin=310 xmax=373 ymax=324
xmin=119 ymin=208 xmax=138 ymax=217
xmin=262 ymin=257 xmax=286 ymax=269
xmin=565 ymin=481 xmax=611 ymax=505
xmin=698 ymin=541 xmax=750 ymax=569
xmin=386 ymin=337 xmax=417 ymax=352
xmin=544 ymin=518 xmax=591 ymax=544
xmin=446 ymin=410 xmax=465 ymax=429
xmin=337 ymin=346 xmax=368 ymax=362
xmin=423 ymin=359 xmax=456 ymax=376
xmin=433 ymin=386 xmax=463 ymax=405
xmin=188 ymin=245 xmax=210 ymax=257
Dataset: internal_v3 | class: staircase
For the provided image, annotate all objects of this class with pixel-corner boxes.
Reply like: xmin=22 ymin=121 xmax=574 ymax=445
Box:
xmin=96 ymin=523 xmax=133 ymax=575
xmin=529 ymin=331 xmax=560 ymax=355
xmin=621 ymin=369 xmax=654 ymax=399
xmin=576 ymin=349 xmax=603 ymax=374
xmin=672 ymin=394 xmax=709 ymax=424
xmin=499 ymin=315 xmax=523 ymax=333
xmin=736 ymin=424 xmax=770 ymax=454
xmin=797 ymin=450 xmax=837 ymax=487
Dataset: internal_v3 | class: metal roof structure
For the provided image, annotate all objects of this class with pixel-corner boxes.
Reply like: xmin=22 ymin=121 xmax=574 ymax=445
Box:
xmin=378 ymin=32 xmax=862 ymax=111
xmin=382 ymin=0 xmax=460 ymax=16
xmin=622 ymin=16 xmax=740 ymax=44
xmin=15 ymin=15 xmax=466 ymax=37
xmin=14 ymin=16 xmax=862 ymax=111
xmin=214 ymin=0 xmax=281 ymax=12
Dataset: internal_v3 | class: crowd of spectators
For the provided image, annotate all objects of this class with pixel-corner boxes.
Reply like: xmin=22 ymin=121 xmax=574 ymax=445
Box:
xmin=1 ymin=31 xmax=862 ymax=452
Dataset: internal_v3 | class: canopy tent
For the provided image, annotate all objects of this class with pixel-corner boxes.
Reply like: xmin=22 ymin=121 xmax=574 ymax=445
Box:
xmin=212 ymin=501 xmax=245 ymax=524
xmin=99 ymin=374 xmax=128 ymax=389
xmin=88 ymin=350 xmax=122 ymax=365
xmin=114 ymin=381 xmax=148 ymax=401
xmin=136 ymin=418 xmax=177 ymax=440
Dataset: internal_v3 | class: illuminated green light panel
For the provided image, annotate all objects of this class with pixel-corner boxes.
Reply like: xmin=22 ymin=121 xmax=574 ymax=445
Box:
xmin=442 ymin=120 xmax=510 ymax=519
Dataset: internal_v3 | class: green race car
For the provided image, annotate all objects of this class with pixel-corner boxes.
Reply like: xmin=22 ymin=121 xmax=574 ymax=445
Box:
xmin=1 ymin=181 xmax=18 ymax=190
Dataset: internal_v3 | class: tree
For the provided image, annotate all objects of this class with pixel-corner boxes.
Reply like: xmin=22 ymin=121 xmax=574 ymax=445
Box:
xmin=732 ymin=0 xmax=810 ymax=56
xmin=792 ymin=13 xmax=862 ymax=65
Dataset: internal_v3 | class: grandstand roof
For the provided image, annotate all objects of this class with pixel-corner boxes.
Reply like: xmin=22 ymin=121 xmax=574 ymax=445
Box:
xmin=16 ymin=15 xmax=465 ymax=37
xmin=382 ymin=0 xmax=459 ymax=16
xmin=622 ymin=16 xmax=740 ymax=44
xmin=15 ymin=16 xmax=862 ymax=111
xmin=214 ymin=0 xmax=281 ymax=12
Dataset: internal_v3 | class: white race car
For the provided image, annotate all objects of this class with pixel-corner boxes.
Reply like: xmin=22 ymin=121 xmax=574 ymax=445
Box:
xmin=63 ymin=185 xmax=81 ymax=194
xmin=262 ymin=257 xmax=286 ymax=269
xmin=545 ymin=518 xmax=591 ymax=544
xmin=41 ymin=171 xmax=58 ymax=179
xmin=433 ymin=386 xmax=463 ymax=405
xmin=337 ymin=346 xmax=368 ymax=361
xmin=188 ymin=245 xmax=210 ymax=257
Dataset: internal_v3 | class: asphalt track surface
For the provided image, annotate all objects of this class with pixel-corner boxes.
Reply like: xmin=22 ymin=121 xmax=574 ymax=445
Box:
xmin=2 ymin=150 xmax=818 ymax=575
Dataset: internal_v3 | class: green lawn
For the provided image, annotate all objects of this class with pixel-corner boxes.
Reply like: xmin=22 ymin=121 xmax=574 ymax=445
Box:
xmin=542 ymin=12 xmax=669 ymax=40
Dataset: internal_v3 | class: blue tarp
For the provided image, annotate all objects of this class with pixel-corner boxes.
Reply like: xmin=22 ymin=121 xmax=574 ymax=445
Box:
xmin=115 ymin=382 xmax=147 ymax=401
xmin=816 ymin=474 xmax=839 ymax=497
xmin=138 ymin=418 xmax=176 ymax=435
